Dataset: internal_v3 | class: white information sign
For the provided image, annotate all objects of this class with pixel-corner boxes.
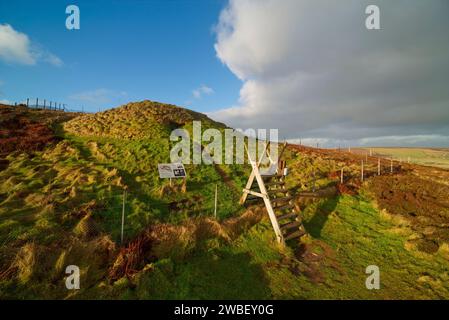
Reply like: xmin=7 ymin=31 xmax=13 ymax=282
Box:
xmin=158 ymin=163 xmax=186 ymax=179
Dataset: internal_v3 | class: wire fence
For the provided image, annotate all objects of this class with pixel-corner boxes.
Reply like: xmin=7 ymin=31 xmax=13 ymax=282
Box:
xmin=0 ymin=178 xmax=242 ymax=245
xmin=7 ymin=98 xmax=87 ymax=113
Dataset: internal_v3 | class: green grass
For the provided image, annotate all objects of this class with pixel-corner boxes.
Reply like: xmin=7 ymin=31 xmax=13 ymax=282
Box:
xmin=94 ymin=194 xmax=448 ymax=300
xmin=1 ymin=102 xmax=448 ymax=299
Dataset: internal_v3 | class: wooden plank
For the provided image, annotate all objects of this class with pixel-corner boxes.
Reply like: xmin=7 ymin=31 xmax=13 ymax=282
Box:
xmin=242 ymin=188 xmax=265 ymax=198
xmin=264 ymin=180 xmax=285 ymax=187
xmin=297 ymin=192 xmax=325 ymax=198
xmin=277 ymin=212 xmax=298 ymax=221
xmin=267 ymin=188 xmax=289 ymax=194
xmin=284 ymin=229 xmax=306 ymax=241
xmin=274 ymin=203 xmax=295 ymax=211
xmin=270 ymin=196 xmax=293 ymax=203
xmin=280 ymin=220 xmax=302 ymax=230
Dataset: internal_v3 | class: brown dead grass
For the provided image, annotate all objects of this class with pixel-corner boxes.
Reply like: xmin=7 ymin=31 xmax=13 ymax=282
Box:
xmin=109 ymin=206 xmax=266 ymax=281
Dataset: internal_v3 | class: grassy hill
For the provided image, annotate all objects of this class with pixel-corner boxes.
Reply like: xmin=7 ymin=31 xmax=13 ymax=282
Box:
xmin=1 ymin=102 xmax=449 ymax=299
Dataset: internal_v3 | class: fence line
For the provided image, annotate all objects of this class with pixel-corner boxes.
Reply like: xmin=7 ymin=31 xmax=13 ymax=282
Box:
xmin=7 ymin=97 xmax=87 ymax=113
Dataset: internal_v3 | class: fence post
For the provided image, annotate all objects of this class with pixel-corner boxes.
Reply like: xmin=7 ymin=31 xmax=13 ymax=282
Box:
xmin=214 ymin=184 xmax=218 ymax=219
xmin=36 ymin=98 xmax=38 ymax=108
xmin=121 ymin=189 xmax=126 ymax=244
xmin=340 ymin=168 xmax=344 ymax=184
xmin=390 ymin=158 xmax=393 ymax=173
xmin=312 ymin=168 xmax=316 ymax=192
xmin=361 ymin=160 xmax=364 ymax=181
xmin=378 ymin=158 xmax=381 ymax=175
xmin=26 ymin=98 xmax=29 ymax=107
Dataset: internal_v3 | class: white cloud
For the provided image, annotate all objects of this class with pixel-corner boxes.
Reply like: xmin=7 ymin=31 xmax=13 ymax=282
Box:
xmin=192 ymin=85 xmax=214 ymax=99
xmin=0 ymin=24 xmax=63 ymax=66
xmin=0 ymin=99 xmax=11 ymax=105
xmin=69 ymin=89 xmax=128 ymax=106
xmin=211 ymin=0 xmax=449 ymax=147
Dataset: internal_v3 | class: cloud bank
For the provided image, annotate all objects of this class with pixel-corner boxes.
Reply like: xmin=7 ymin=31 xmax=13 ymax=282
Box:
xmin=0 ymin=24 xmax=62 ymax=66
xmin=210 ymin=0 xmax=449 ymax=147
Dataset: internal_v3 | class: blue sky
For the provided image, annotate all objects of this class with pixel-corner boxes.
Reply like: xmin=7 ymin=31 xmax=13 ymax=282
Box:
xmin=0 ymin=0 xmax=240 ymax=113
xmin=1 ymin=1 xmax=448 ymax=147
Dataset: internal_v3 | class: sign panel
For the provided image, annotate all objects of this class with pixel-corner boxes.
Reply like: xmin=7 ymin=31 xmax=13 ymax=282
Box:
xmin=158 ymin=163 xmax=186 ymax=179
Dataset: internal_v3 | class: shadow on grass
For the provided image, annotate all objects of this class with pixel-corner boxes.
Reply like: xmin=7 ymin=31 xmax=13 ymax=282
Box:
xmin=303 ymin=196 xmax=339 ymax=238
xmin=167 ymin=250 xmax=272 ymax=299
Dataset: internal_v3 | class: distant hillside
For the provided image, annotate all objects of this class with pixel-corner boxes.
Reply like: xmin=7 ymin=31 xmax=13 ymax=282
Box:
xmin=64 ymin=100 xmax=227 ymax=139
xmin=353 ymin=147 xmax=449 ymax=169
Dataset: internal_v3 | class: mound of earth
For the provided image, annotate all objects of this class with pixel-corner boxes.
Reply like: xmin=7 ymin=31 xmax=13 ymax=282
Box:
xmin=368 ymin=174 xmax=449 ymax=253
xmin=0 ymin=104 xmax=80 ymax=158
xmin=63 ymin=100 xmax=227 ymax=139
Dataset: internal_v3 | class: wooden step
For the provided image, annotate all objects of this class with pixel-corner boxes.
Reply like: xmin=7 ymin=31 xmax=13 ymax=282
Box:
xmin=284 ymin=229 xmax=306 ymax=241
xmin=280 ymin=220 xmax=302 ymax=230
xmin=270 ymin=196 xmax=293 ymax=203
xmin=267 ymin=188 xmax=289 ymax=194
xmin=297 ymin=192 xmax=324 ymax=198
xmin=245 ymin=196 xmax=262 ymax=202
xmin=277 ymin=212 xmax=298 ymax=221
xmin=265 ymin=180 xmax=285 ymax=187
xmin=273 ymin=203 xmax=295 ymax=211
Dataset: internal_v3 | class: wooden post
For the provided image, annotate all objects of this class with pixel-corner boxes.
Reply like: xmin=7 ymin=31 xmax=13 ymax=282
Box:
xmin=378 ymin=158 xmax=381 ymax=175
xmin=340 ymin=168 xmax=344 ymax=184
xmin=36 ymin=98 xmax=38 ymax=108
xmin=390 ymin=158 xmax=393 ymax=173
xmin=26 ymin=98 xmax=29 ymax=107
xmin=121 ymin=189 xmax=126 ymax=244
xmin=348 ymin=146 xmax=351 ymax=153
xmin=361 ymin=160 xmax=364 ymax=181
xmin=312 ymin=168 xmax=316 ymax=192
xmin=214 ymin=184 xmax=218 ymax=219
xmin=181 ymin=177 xmax=187 ymax=193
